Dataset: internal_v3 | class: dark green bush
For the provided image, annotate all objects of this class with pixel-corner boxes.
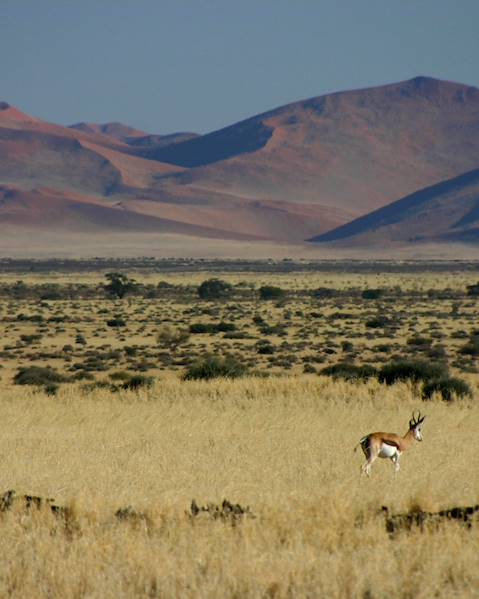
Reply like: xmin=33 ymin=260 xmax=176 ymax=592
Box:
xmin=183 ymin=355 xmax=247 ymax=381
xmin=320 ymin=362 xmax=377 ymax=381
xmin=259 ymin=286 xmax=286 ymax=301
xmin=407 ymin=336 xmax=432 ymax=347
xmin=109 ymin=371 xmax=132 ymax=382
xmin=256 ymin=340 xmax=275 ymax=355
xmin=422 ymin=377 xmax=472 ymax=401
xmin=104 ymin=272 xmax=138 ymax=299
xmin=189 ymin=322 xmax=236 ymax=334
xmin=121 ymin=375 xmax=154 ymax=391
xmin=365 ymin=316 xmax=390 ymax=328
xmin=44 ymin=383 xmax=59 ymax=396
xmin=106 ymin=318 xmax=126 ymax=327
xmin=378 ymin=360 xmax=448 ymax=385
xmin=197 ymin=278 xmax=233 ymax=300
xmin=14 ymin=366 xmax=67 ymax=386
xmin=361 ymin=289 xmax=384 ymax=300
xmin=459 ymin=333 xmax=479 ymax=356
xmin=312 ymin=287 xmax=336 ymax=299
xmin=216 ymin=322 xmax=236 ymax=332
xmin=466 ymin=282 xmax=479 ymax=297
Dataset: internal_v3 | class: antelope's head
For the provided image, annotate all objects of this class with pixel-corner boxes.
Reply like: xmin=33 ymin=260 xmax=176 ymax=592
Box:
xmin=409 ymin=411 xmax=426 ymax=441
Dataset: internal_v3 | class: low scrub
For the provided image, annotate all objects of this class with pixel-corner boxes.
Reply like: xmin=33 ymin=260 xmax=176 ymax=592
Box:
xmin=189 ymin=322 xmax=236 ymax=334
xmin=197 ymin=278 xmax=233 ymax=300
xmin=183 ymin=355 xmax=247 ymax=381
xmin=378 ymin=359 xmax=448 ymax=385
xmin=259 ymin=286 xmax=286 ymax=301
xmin=422 ymin=377 xmax=473 ymax=402
xmin=13 ymin=366 xmax=67 ymax=386
xmin=320 ymin=362 xmax=377 ymax=381
xmin=120 ymin=375 xmax=154 ymax=391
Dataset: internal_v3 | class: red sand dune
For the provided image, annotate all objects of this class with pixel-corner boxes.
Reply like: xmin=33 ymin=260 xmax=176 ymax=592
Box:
xmin=1 ymin=76 xmax=479 ymax=249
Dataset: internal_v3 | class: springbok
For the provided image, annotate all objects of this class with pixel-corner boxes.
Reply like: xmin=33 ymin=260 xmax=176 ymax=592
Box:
xmin=355 ymin=411 xmax=426 ymax=476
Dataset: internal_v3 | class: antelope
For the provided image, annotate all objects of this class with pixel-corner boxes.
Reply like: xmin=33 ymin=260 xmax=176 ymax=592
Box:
xmin=355 ymin=411 xmax=426 ymax=476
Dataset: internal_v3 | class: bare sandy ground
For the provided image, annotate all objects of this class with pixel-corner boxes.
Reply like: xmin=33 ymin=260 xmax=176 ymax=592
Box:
xmin=1 ymin=227 xmax=479 ymax=260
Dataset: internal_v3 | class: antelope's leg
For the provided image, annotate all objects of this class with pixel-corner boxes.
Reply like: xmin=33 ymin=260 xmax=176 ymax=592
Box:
xmin=391 ymin=453 xmax=400 ymax=473
xmin=360 ymin=442 xmax=377 ymax=477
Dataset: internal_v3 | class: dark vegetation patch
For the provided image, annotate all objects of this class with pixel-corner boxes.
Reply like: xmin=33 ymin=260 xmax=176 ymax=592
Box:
xmin=377 ymin=359 xmax=448 ymax=385
xmin=183 ymin=355 xmax=248 ymax=381
xmin=189 ymin=499 xmax=254 ymax=524
xmin=0 ymin=489 xmax=72 ymax=524
xmin=320 ymin=363 xmax=377 ymax=381
xmin=14 ymin=366 xmax=68 ymax=386
xmin=381 ymin=504 xmax=479 ymax=535
xmin=422 ymin=377 xmax=473 ymax=401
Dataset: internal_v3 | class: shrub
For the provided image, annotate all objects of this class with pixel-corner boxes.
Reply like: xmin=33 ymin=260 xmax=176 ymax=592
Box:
xmin=157 ymin=324 xmax=190 ymax=347
xmin=216 ymin=322 xmax=236 ymax=332
xmin=422 ymin=377 xmax=472 ymax=402
xmin=189 ymin=322 xmax=236 ymax=334
xmin=366 ymin=315 xmax=390 ymax=328
xmin=259 ymin=286 xmax=286 ymax=301
xmin=121 ymin=375 xmax=154 ymax=391
xmin=109 ymin=371 xmax=132 ymax=382
xmin=427 ymin=344 xmax=447 ymax=359
xmin=320 ymin=362 xmax=377 ymax=381
xmin=361 ymin=289 xmax=384 ymax=300
xmin=378 ymin=360 xmax=448 ymax=385
xmin=44 ymin=383 xmax=59 ymax=396
xmin=14 ymin=366 xmax=67 ymax=386
xmin=312 ymin=287 xmax=336 ymax=299
xmin=407 ymin=336 xmax=432 ymax=347
xmin=466 ymin=282 xmax=479 ymax=297
xmin=104 ymin=272 xmax=138 ymax=299
xmin=256 ymin=340 xmax=275 ymax=355
xmin=20 ymin=334 xmax=42 ymax=345
xmin=459 ymin=333 xmax=479 ymax=356
xmin=183 ymin=355 xmax=248 ymax=381
xmin=197 ymin=278 xmax=233 ymax=300
xmin=106 ymin=318 xmax=126 ymax=327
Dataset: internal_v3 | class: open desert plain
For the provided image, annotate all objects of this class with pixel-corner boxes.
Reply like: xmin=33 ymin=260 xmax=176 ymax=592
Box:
xmin=0 ymin=258 xmax=478 ymax=598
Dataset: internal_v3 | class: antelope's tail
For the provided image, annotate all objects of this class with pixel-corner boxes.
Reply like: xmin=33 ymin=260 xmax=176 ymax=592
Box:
xmin=354 ymin=435 xmax=369 ymax=453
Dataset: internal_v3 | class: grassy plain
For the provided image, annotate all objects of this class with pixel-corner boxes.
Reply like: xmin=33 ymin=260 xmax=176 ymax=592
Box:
xmin=0 ymin=263 xmax=478 ymax=597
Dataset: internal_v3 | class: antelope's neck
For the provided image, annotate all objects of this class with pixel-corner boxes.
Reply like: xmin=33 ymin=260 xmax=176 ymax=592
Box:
xmin=401 ymin=430 xmax=415 ymax=450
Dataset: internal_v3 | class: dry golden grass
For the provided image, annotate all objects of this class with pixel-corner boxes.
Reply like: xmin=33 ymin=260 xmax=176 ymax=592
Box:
xmin=0 ymin=376 xmax=477 ymax=598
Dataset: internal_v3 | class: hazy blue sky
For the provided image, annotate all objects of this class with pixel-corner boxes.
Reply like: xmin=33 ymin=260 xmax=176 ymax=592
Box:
xmin=2 ymin=1 xmax=478 ymax=134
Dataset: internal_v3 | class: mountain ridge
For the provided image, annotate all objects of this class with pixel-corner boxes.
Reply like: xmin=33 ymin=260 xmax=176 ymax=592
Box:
xmin=1 ymin=75 xmax=479 ymax=254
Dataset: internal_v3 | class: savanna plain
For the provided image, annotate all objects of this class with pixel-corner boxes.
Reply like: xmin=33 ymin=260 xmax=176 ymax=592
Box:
xmin=0 ymin=259 xmax=478 ymax=598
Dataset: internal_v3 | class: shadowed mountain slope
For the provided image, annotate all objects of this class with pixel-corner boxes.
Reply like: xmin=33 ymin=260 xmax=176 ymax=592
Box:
xmin=309 ymin=168 xmax=479 ymax=245
xmin=145 ymin=76 xmax=479 ymax=217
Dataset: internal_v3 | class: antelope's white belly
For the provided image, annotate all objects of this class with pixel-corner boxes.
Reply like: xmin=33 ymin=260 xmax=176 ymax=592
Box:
xmin=379 ymin=444 xmax=399 ymax=459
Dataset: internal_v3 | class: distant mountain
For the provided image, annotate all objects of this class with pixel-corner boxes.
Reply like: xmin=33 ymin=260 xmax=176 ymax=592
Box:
xmin=68 ymin=121 xmax=199 ymax=148
xmin=1 ymin=76 xmax=479 ymax=252
xmin=309 ymin=168 xmax=479 ymax=245
xmin=144 ymin=76 xmax=479 ymax=218
xmin=69 ymin=121 xmax=149 ymax=142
